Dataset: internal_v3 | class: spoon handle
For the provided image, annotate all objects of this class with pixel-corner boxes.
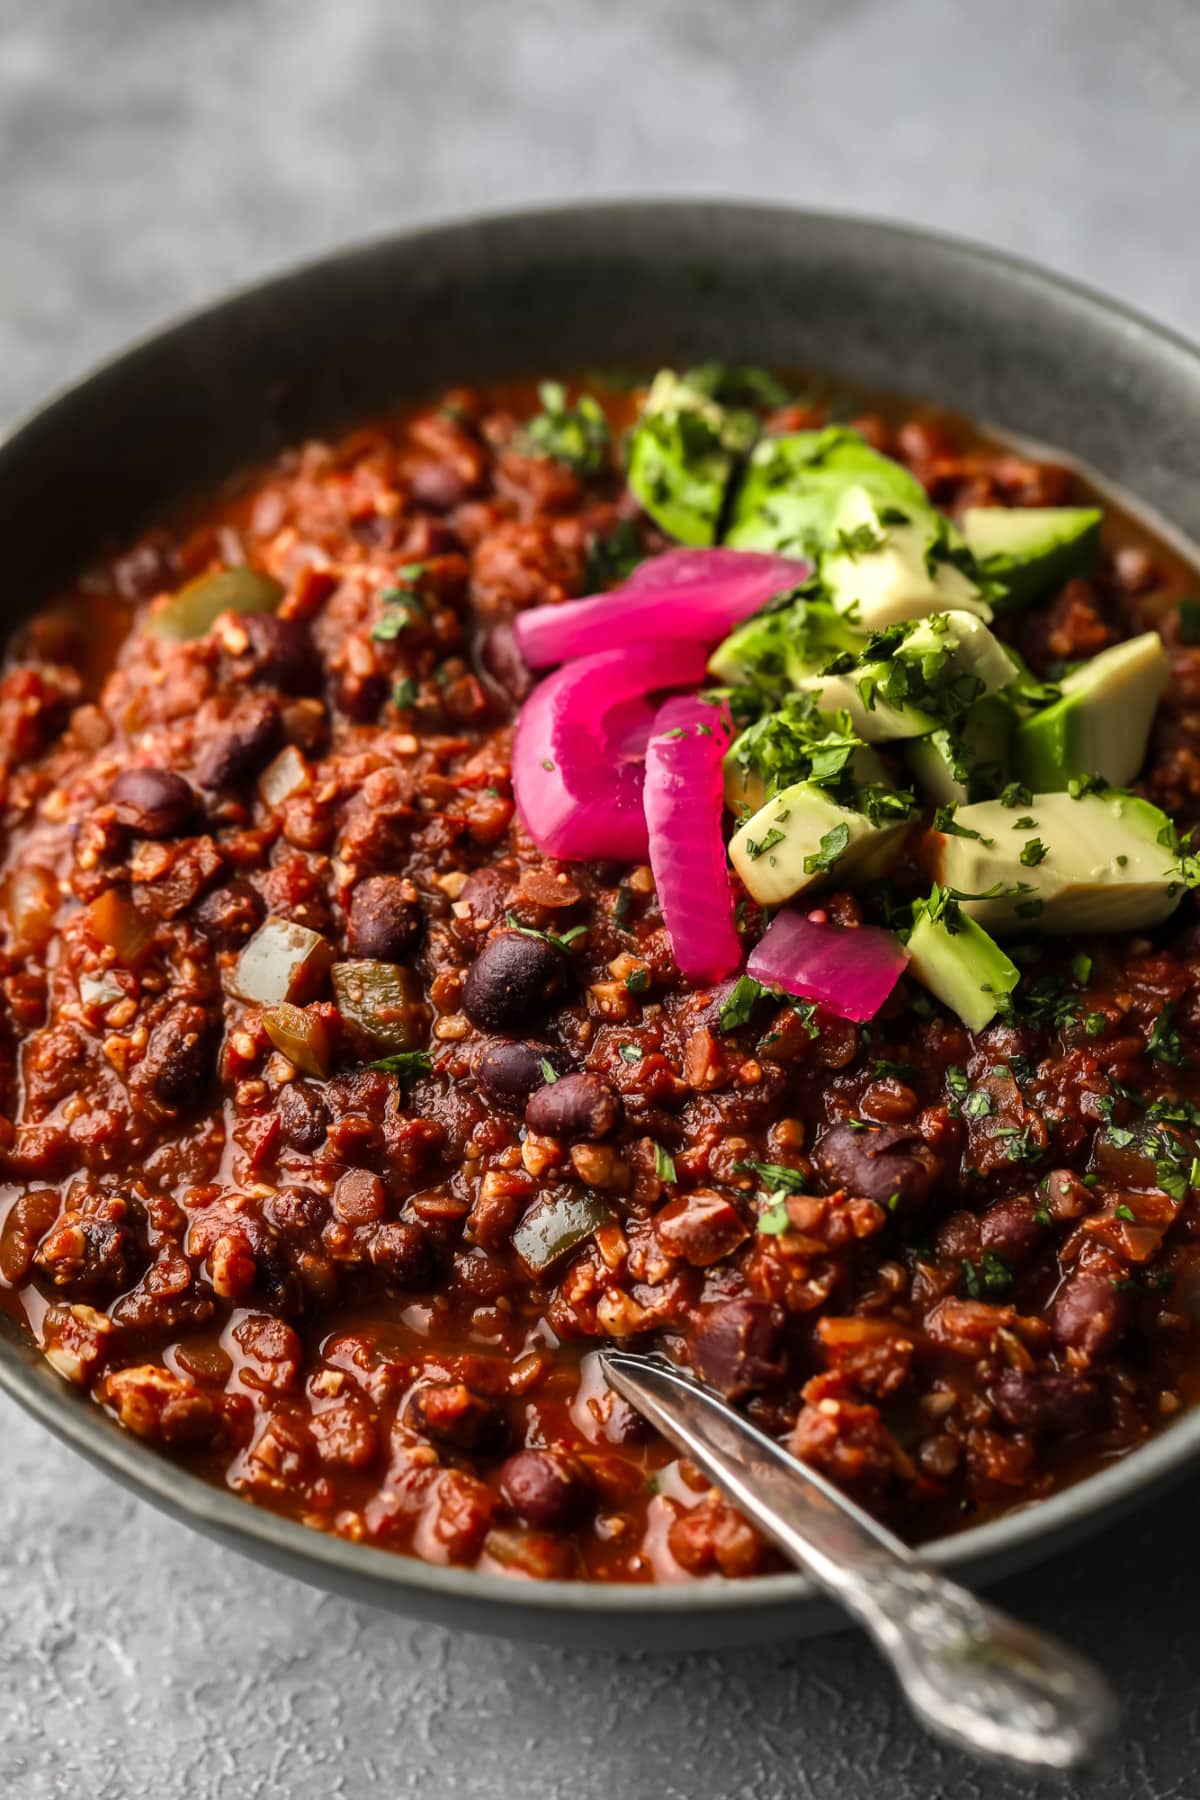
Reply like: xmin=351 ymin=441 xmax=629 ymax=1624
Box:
xmin=600 ymin=1348 xmax=1115 ymax=1770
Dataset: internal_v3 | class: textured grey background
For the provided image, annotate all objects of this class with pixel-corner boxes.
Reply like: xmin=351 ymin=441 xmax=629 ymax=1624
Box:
xmin=3 ymin=4 xmax=1200 ymax=1797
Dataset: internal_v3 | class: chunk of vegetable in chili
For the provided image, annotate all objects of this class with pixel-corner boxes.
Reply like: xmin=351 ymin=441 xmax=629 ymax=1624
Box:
xmin=258 ymin=745 xmax=310 ymax=807
xmin=331 ymin=959 xmax=427 ymax=1054
xmin=147 ymin=565 xmax=283 ymax=640
xmin=85 ymin=888 xmax=155 ymax=966
xmin=232 ymin=918 xmax=334 ymax=1006
xmin=510 ymin=1189 xmax=615 ymax=1275
xmin=262 ymin=1002 xmax=334 ymax=1078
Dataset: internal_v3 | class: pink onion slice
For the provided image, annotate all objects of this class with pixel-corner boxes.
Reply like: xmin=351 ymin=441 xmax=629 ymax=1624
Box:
xmin=643 ymin=693 xmax=741 ymax=984
xmin=514 ymin=547 xmax=808 ymax=668
xmin=747 ymin=909 xmax=908 ymax=1023
xmin=512 ymin=640 xmax=710 ymax=862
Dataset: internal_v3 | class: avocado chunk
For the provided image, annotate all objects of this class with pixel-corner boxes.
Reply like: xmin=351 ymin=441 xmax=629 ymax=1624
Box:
xmin=821 ymin=485 xmax=992 ymax=629
xmin=1014 ymin=631 xmax=1169 ymax=791
xmin=906 ymin=897 xmax=1020 ymax=1033
xmin=798 ymin=611 xmax=1018 ymax=743
xmin=723 ymin=702 xmax=892 ymax=813
xmin=729 ymin=780 xmax=910 ymax=905
xmin=906 ymin=695 xmax=1015 ymax=806
xmin=626 ymin=369 xmax=758 ymax=545
xmin=960 ymin=506 xmax=1102 ymax=611
xmin=725 ymin=427 xmax=933 ymax=556
xmin=932 ymin=789 xmax=1184 ymax=934
xmin=708 ymin=594 xmax=860 ymax=693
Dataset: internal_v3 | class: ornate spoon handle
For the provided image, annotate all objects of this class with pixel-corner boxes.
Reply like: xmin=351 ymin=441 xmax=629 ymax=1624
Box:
xmin=600 ymin=1348 xmax=1115 ymax=1770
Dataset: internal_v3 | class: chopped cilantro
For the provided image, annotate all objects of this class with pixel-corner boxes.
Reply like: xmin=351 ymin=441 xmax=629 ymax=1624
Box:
xmin=962 ymin=1089 xmax=993 ymax=1120
xmin=618 ymin=1043 xmax=643 ymax=1064
xmin=757 ymin=1198 xmax=793 ymax=1235
xmin=735 ymin=1158 xmax=808 ymax=1195
xmin=522 ymin=381 xmax=610 ymax=475
xmin=505 ymin=911 xmax=587 ymax=954
xmin=803 ymin=821 xmax=851 ymax=875
xmin=625 ymin=966 xmax=651 ymax=995
xmin=538 ymin=1058 xmax=559 ymax=1085
xmin=1019 ymin=838 xmax=1048 ymax=866
xmin=719 ymin=974 xmax=764 ymax=1032
xmin=370 ymin=1050 xmax=433 ymax=1081
xmin=654 ymin=1142 xmax=677 ymax=1183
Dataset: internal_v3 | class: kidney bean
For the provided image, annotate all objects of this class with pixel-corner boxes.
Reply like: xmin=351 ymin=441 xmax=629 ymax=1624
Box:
xmin=462 ymin=930 xmax=566 ymax=1032
xmin=406 ymin=1380 xmax=506 ymax=1451
xmin=347 ymin=874 xmax=423 ymax=962
xmin=814 ymin=1119 xmax=943 ymax=1210
xmin=109 ymin=767 xmax=195 ymax=838
xmin=687 ymin=1298 xmax=785 ymax=1399
xmin=1050 ymin=1271 xmax=1130 ymax=1359
xmin=241 ymin=614 xmax=321 ymax=692
xmin=194 ymin=696 xmax=281 ymax=789
xmin=990 ymin=1370 xmax=1099 ymax=1435
xmin=525 ymin=1072 xmax=620 ymax=1141
xmin=191 ymin=877 xmax=264 ymax=948
xmin=480 ymin=621 xmax=534 ymax=702
xmin=979 ymin=1195 xmax=1046 ymax=1264
xmin=475 ymin=1039 xmax=564 ymax=1108
xmin=498 ymin=1448 xmax=590 ymax=1530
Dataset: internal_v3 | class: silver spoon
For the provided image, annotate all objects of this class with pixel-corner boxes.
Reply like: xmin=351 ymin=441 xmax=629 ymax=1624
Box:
xmin=599 ymin=1347 xmax=1115 ymax=1770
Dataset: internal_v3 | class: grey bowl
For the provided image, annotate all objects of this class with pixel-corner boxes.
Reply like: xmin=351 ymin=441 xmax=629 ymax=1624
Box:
xmin=2 ymin=202 xmax=1199 ymax=1651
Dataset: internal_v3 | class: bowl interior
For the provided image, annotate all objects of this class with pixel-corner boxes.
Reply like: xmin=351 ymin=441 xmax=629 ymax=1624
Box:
xmin=3 ymin=201 xmax=1200 ymax=1647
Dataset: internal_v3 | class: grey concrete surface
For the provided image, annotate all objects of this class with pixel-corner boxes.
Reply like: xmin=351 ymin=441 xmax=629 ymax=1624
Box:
xmin=3 ymin=3 xmax=1200 ymax=1796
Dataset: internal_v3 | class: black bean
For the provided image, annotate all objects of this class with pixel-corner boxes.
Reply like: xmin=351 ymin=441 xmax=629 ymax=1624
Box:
xmin=475 ymin=1039 xmax=564 ymax=1108
xmin=1050 ymin=1272 xmax=1130 ymax=1359
xmin=462 ymin=930 xmax=565 ymax=1032
xmin=138 ymin=1002 xmax=218 ymax=1105
xmin=240 ymin=614 xmax=321 ymax=692
xmin=191 ymin=878 xmax=264 ymax=948
xmin=525 ymin=1071 xmax=620 ymax=1141
xmin=369 ymin=1220 xmax=432 ymax=1286
xmin=814 ymin=1120 xmax=943 ymax=1211
xmin=194 ymin=696 xmax=282 ymax=790
xmin=990 ymin=1370 xmax=1099 ymax=1436
xmin=688 ymin=1298 xmax=785 ymax=1400
xmin=347 ymin=874 xmax=423 ymax=962
xmin=109 ymin=767 xmax=195 ymax=838
xmin=276 ymin=1082 xmax=330 ymax=1152
xmin=499 ymin=1449 xmax=590 ymax=1530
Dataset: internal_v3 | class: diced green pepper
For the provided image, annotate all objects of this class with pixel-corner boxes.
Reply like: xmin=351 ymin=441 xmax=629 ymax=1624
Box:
xmin=511 ymin=1188 xmax=615 ymax=1275
xmin=147 ymin=565 xmax=283 ymax=640
xmin=232 ymin=919 xmax=334 ymax=1005
xmin=262 ymin=1002 xmax=333 ymax=1078
xmin=332 ymin=959 xmax=427 ymax=1054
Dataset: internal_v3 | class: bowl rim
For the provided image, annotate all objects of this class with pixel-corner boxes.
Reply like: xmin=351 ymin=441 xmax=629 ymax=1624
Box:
xmin=3 ymin=196 xmax=1200 ymax=1625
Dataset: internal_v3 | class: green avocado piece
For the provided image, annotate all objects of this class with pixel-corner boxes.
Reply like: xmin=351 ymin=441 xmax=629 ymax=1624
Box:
xmin=724 ymin=427 xmax=934 ymax=556
xmin=729 ymin=780 xmax=910 ymax=905
xmin=906 ymin=694 xmax=1015 ymax=806
xmin=626 ymin=369 xmax=758 ymax=545
xmin=906 ymin=903 xmax=1019 ymax=1033
xmin=707 ymin=595 xmax=860 ymax=693
xmin=960 ymin=506 xmax=1102 ymax=612
xmin=798 ymin=611 xmax=1018 ymax=743
xmin=820 ymin=485 xmax=991 ymax=630
xmin=932 ymin=788 xmax=1184 ymax=935
xmin=1014 ymin=631 xmax=1169 ymax=791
